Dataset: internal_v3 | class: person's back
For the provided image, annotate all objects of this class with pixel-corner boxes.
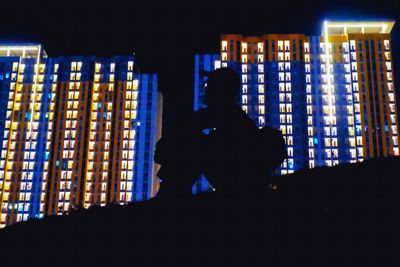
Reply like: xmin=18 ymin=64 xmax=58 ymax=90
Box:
xmin=194 ymin=105 xmax=258 ymax=195
xmin=154 ymin=67 xmax=287 ymax=199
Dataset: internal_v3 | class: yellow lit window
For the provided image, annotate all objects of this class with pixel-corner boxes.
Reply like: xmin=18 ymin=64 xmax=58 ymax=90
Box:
xmin=12 ymin=62 xmax=18 ymax=72
xmin=133 ymin=80 xmax=138 ymax=90
xmin=18 ymin=64 xmax=25 ymax=73
xmin=39 ymin=64 xmax=46 ymax=73
xmin=95 ymin=63 xmax=101 ymax=73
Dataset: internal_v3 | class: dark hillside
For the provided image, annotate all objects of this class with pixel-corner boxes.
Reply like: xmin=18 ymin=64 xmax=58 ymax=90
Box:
xmin=1 ymin=157 xmax=400 ymax=266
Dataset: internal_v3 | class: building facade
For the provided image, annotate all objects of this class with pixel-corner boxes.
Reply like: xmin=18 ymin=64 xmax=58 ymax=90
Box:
xmin=0 ymin=44 xmax=162 ymax=228
xmin=194 ymin=20 xmax=399 ymax=179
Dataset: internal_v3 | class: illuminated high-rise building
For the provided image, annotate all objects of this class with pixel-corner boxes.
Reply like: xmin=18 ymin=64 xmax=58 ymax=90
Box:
xmin=0 ymin=44 xmax=162 ymax=228
xmin=194 ymin=20 xmax=399 ymax=180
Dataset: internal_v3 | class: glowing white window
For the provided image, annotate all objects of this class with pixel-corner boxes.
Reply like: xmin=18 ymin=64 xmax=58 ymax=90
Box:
xmin=241 ymin=42 xmax=248 ymax=53
xmin=278 ymin=41 xmax=283 ymax=51
xmin=128 ymin=61 xmax=134 ymax=71
xmin=221 ymin=41 xmax=228 ymax=51
xmin=384 ymin=40 xmax=390 ymax=50
xmin=222 ymin=53 xmax=227 ymax=61
xmin=257 ymin=42 xmax=263 ymax=53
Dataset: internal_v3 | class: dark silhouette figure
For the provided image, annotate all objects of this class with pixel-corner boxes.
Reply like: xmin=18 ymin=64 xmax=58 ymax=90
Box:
xmin=155 ymin=67 xmax=287 ymax=199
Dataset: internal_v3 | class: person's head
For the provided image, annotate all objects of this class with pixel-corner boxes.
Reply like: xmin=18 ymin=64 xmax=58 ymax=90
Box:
xmin=203 ymin=67 xmax=240 ymax=108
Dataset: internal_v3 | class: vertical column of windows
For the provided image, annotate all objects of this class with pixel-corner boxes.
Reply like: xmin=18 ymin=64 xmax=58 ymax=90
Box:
xmin=41 ymin=63 xmax=58 ymax=216
xmin=257 ymin=42 xmax=265 ymax=126
xmin=0 ymin=61 xmax=20 ymax=228
xmin=241 ymin=42 xmax=248 ymax=114
xmin=86 ymin=63 xmax=100 ymax=208
xmin=279 ymin=40 xmax=294 ymax=174
xmin=384 ymin=40 xmax=399 ymax=155
xmin=221 ymin=40 xmax=228 ymax=68
xmin=347 ymin=40 xmax=364 ymax=161
xmin=18 ymin=55 xmax=44 ymax=222
xmin=321 ymin=24 xmax=339 ymax=166
xmin=100 ymin=64 xmax=114 ymax=205
xmin=59 ymin=61 xmax=80 ymax=213
xmin=120 ymin=61 xmax=136 ymax=204
xmin=304 ymin=42 xmax=315 ymax=168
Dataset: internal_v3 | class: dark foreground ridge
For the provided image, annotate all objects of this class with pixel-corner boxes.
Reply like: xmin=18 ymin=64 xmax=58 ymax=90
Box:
xmin=1 ymin=157 xmax=400 ymax=266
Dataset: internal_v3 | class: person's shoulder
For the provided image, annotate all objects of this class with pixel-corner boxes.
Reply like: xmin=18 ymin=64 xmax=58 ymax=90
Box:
xmin=224 ymin=107 xmax=258 ymax=133
xmin=235 ymin=107 xmax=257 ymax=128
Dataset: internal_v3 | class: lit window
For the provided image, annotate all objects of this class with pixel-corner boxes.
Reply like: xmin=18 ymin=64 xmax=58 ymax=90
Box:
xmin=257 ymin=42 xmax=263 ymax=53
xmin=284 ymin=40 xmax=290 ymax=51
xmin=128 ymin=61 xmax=134 ymax=71
xmin=95 ymin=63 xmax=101 ymax=73
xmin=12 ymin=62 xmax=18 ymax=72
xmin=384 ymin=40 xmax=390 ymax=50
xmin=241 ymin=42 xmax=248 ymax=53
xmin=221 ymin=41 xmax=228 ymax=51
xmin=222 ymin=53 xmax=227 ymax=61
xmin=278 ymin=41 xmax=283 ymax=51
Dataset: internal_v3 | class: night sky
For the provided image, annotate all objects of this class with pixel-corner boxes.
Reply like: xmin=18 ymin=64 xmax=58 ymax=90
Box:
xmin=1 ymin=0 xmax=399 ymax=133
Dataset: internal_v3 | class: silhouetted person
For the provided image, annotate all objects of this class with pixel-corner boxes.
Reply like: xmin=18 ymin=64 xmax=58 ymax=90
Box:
xmin=155 ymin=67 xmax=287 ymax=199
xmin=193 ymin=68 xmax=287 ymax=197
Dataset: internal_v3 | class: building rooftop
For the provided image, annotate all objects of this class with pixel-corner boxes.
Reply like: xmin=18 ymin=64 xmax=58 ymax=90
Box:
xmin=0 ymin=43 xmax=48 ymax=59
xmin=323 ymin=20 xmax=396 ymax=35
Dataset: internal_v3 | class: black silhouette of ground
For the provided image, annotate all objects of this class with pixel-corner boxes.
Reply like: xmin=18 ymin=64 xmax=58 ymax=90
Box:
xmin=1 ymin=157 xmax=400 ymax=266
